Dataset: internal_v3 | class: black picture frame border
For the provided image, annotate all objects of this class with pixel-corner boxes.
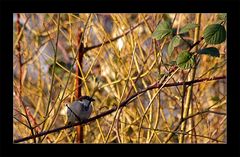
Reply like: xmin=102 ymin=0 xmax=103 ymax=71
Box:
xmin=0 ymin=0 xmax=239 ymax=157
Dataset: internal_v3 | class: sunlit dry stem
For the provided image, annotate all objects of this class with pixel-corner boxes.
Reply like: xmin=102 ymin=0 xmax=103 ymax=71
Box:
xmin=13 ymin=75 xmax=225 ymax=143
xmin=83 ymin=16 xmax=151 ymax=53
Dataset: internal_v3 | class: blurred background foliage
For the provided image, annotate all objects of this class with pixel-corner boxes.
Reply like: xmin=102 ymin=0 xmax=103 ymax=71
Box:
xmin=13 ymin=13 xmax=226 ymax=143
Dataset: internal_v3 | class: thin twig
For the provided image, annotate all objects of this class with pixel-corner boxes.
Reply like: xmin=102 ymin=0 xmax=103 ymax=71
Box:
xmin=13 ymin=75 xmax=225 ymax=143
xmin=83 ymin=16 xmax=151 ymax=52
xmin=15 ymin=13 xmax=36 ymax=143
xmin=39 ymin=14 xmax=61 ymax=143
xmin=65 ymin=104 xmax=82 ymax=123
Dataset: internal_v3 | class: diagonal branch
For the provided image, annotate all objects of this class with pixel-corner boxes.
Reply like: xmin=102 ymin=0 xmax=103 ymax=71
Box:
xmin=13 ymin=75 xmax=225 ymax=143
xmin=83 ymin=16 xmax=151 ymax=53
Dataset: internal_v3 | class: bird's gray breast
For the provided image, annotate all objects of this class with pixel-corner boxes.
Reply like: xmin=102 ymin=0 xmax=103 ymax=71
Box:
xmin=67 ymin=100 xmax=93 ymax=124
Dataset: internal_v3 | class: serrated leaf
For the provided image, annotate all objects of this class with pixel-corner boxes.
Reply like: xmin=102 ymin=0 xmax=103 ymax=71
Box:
xmin=152 ymin=21 xmax=172 ymax=40
xmin=198 ymin=47 xmax=220 ymax=57
xmin=176 ymin=51 xmax=195 ymax=69
xmin=203 ymin=24 xmax=226 ymax=44
xmin=179 ymin=23 xmax=199 ymax=34
xmin=168 ymin=35 xmax=182 ymax=55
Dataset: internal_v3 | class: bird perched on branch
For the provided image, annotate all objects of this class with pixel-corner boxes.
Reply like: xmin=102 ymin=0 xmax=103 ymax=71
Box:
xmin=66 ymin=96 xmax=95 ymax=125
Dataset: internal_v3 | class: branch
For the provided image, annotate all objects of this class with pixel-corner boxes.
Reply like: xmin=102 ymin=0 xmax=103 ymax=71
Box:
xmin=164 ymin=92 xmax=226 ymax=143
xmin=83 ymin=16 xmax=151 ymax=52
xmin=188 ymin=37 xmax=204 ymax=51
xmin=13 ymin=75 xmax=225 ymax=143
xmin=14 ymin=106 xmax=117 ymax=143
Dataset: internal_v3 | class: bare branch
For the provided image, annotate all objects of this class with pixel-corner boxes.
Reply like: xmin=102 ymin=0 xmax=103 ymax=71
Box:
xmin=83 ymin=16 xmax=151 ymax=52
xmin=13 ymin=75 xmax=225 ymax=143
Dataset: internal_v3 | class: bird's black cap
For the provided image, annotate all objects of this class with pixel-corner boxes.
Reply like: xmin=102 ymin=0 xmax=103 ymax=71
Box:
xmin=79 ymin=96 xmax=95 ymax=102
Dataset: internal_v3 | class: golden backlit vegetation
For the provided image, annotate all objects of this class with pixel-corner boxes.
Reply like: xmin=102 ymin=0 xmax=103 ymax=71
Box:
xmin=13 ymin=13 xmax=226 ymax=143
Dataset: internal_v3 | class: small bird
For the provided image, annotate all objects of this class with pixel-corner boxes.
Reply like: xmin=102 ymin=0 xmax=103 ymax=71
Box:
xmin=66 ymin=96 xmax=95 ymax=125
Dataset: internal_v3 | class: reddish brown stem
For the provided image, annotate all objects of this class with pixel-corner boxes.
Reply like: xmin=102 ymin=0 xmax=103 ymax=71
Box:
xmin=16 ymin=13 xmax=36 ymax=143
xmin=75 ymin=29 xmax=84 ymax=143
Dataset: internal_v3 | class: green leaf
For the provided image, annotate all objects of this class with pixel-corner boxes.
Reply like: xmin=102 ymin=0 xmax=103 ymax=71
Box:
xmin=152 ymin=21 xmax=172 ymax=40
xmin=162 ymin=14 xmax=172 ymax=24
xmin=217 ymin=13 xmax=227 ymax=22
xmin=168 ymin=35 xmax=182 ymax=55
xmin=203 ymin=24 xmax=226 ymax=44
xmin=176 ymin=51 xmax=195 ymax=69
xmin=211 ymin=96 xmax=220 ymax=102
xmin=179 ymin=23 xmax=199 ymax=34
xmin=198 ymin=47 xmax=220 ymax=57
xmin=126 ymin=126 xmax=134 ymax=136
xmin=169 ymin=60 xmax=177 ymax=66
